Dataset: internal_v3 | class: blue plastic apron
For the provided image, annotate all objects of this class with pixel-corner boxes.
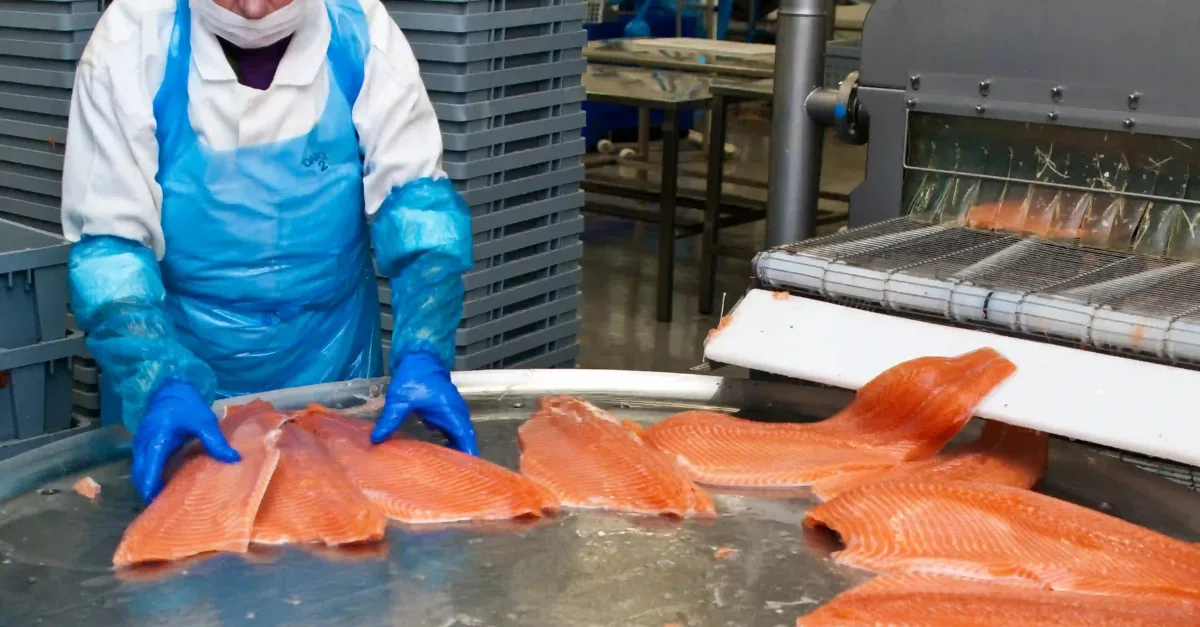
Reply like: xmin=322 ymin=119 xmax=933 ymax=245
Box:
xmin=148 ymin=0 xmax=381 ymax=400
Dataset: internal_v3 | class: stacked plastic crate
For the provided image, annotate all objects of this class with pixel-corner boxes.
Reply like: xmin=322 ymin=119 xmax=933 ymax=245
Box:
xmin=0 ymin=0 xmax=103 ymax=437
xmin=384 ymin=0 xmax=587 ymax=370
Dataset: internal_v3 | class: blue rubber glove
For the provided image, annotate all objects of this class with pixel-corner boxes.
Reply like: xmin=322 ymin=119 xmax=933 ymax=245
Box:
xmin=372 ymin=352 xmax=478 ymax=455
xmin=132 ymin=382 xmax=241 ymax=503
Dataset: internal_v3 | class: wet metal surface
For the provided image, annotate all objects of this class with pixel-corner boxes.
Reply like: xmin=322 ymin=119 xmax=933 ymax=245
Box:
xmin=584 ymin=40 xmax=775 ymax=79
xmin=583 ymin=64 xmax=721 ymax=109
xmin=1 ymin=395 xmax=864 ymax=627
xmin=2 ymin=375 xmax=1199 ymax=626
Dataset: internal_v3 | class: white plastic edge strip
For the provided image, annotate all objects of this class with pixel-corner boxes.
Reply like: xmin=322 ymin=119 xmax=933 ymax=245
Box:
xmin=704 ymin=289 xmax=1200 ymax=467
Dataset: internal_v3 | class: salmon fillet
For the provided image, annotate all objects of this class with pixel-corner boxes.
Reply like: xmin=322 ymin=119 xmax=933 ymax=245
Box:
xmin=293 ymin=404 xmax=557 ymax=523
xmin=810 ymin=421 xmax=1048 ymax=501
xmin=518 ymin=396 xmax=715 ymax=518
xmin=251 ymin=422 xmax=387 ymax=546
xmin=804 ymin=480 xmax=1200 ymax=600
xmin=642 ymin=349 xmax=1016 ymax=487
xmin=112 ymin=403 xmax=284 ymax=566
xmin=73 ymin=476 xmax=101 ymax=499
xmin=797 ymin=573 xmax=1200 ymax=626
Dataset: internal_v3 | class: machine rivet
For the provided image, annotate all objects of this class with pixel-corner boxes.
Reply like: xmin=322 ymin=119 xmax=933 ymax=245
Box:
xmin=1047 ymin=111 xmax=1059 ymax=121
xmin=978 ymin=80 xmax=991 ymax=96
xmin=975 ymin=105 xmax=986 ymax=115
xmin=1128 ymin=92 xmax=1141 ymax=110
xmin=906 ymin=98 xmax=917 ymax=109
xmin=910 ymin=75 xmax=921 ymax=90
xmin=1124 ymin=117 xmax=1136 ymax=129
xmin=1051 ymin=86 xmax=1064 ymax=102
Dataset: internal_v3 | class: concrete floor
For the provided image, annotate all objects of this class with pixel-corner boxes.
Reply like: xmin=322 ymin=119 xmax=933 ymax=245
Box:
xmin=577 ymin=110 xmax=867 ymax=373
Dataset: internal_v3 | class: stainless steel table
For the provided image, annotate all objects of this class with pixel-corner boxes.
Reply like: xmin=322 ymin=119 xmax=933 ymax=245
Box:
xmin=583 ymin=64 xmax=718 ymax=323
xmin=4 ymin=370 xmax=1199 ymax=626
xmin=584 ymin=39 xmax=776 ymax=79
xmin=702 ymin=78 xmax=775 ymax=315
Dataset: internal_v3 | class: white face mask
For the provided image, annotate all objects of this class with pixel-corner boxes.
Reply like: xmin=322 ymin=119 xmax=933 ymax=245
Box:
xmin=191 ymin=0 xmax=313 ymax=49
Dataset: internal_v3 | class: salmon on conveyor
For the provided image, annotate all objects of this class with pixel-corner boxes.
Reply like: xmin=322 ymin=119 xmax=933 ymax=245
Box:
xmin=641 ymin=348 xmax=1017 ymax=488
xmin=251 ymin=421 xmax=387 ymax=546
xmin=113 ymin=403 xmax=284 ymax=566
xmin=796 ymin=573 xmax=1200 ymax=626
xmin=810 ymin=421 xmax=1049 ymax=501
xmin=518 ymin=396 xmax=716 ymax=518
xmin=804 ymin=480 xmax=1200 ymax=600
xmin=293 ymin=405 xmax=558 ymax=524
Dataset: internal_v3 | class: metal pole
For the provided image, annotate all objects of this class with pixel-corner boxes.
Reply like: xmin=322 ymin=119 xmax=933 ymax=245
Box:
xmin=765 ymin=0 xmax=830 ymax=247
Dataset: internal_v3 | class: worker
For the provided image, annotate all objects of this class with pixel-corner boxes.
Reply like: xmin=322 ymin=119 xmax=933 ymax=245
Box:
xmin=62 ymin=0 xmax=478 ymax=503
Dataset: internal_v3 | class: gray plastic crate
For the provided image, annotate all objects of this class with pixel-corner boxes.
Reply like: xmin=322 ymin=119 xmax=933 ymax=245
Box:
xmin=420 ymin=56 xmax=584 ymax=92
xmin=0 ymin=187 xmax=60 ymax=225
xmin=824 ymin=38 xmax=860 ymax=88
xmin=0 ymin=215 xmax=69 ymax=348
xmin=446 ymin=109 xmax=585 ymax=150
xmin=0 ymin=329 xmax=82 ymax=442
xmin=409 ymin=28 xmax=585 ymax=63
xmin=473 ymin=212 xmax=582 ymax=260
xmin=0 ymin=32 xmax=90 ymax=60
xmin=454 ymin=310 xmax=579 ymax=368
xmin=439 ymin=97 xmax=581 ymax=133
xmin=442 ymin=134 xmax=584 ymax=179
xmin=472 ymin=186 xmax=583 ymax=231
xmin=420 ymin=46 xmax=580 ymax=78
xmin=0 ymin=85 xmax=72 ymax=116
xmin=0 ymin=137 xmax=66 ymax=171
xmin=0 ymin=209 xmax=60 ymax=234
xmin=0 ymin=110 xmax=68 ymax=146
xmin=392 ymin=3 xmax=584 ymax=31
xmin=457 ymin=158 xmax=581 ymax=198
xmin=430 ymin=77 xmax=583 ymax=120
xmin=380 ymin=254 xmax=580 ymax=312
xmin=0 ymin=411 xmax=95 ymax=461
xmin=387 ymin=0 xmax=583 ymax=17
xmin=381 ymin=269 xmax=578 ymax=336
xmin=0 ymin=0 xmax=101 ymax=32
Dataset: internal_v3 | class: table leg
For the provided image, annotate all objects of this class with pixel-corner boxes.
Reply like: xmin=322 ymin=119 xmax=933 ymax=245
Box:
xmin=699 ymin=95 xmax=729 ymax=315
xmin=657 ymin=109 xmax=681 ymax=323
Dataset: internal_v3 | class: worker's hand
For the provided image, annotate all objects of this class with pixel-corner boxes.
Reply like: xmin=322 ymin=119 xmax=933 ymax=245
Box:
xmin=372 ymin=352 xmax=478 ymax=455
xmin=132 ymin=382 xmax=241 ymax=503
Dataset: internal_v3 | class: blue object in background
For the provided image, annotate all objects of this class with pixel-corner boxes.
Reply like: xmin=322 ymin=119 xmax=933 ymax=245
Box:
xmin=583 ymin=13 xmax=702 ymax=151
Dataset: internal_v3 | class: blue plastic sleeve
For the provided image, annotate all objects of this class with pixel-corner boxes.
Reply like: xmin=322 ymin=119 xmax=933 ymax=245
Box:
xmin=68 ymin=235 xmax=217 ymax=432
xmin=370 ymin=177 xmax=473 ymax=370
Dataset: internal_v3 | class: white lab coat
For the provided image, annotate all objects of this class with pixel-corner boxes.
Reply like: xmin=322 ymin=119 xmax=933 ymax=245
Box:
xmin=61 ymin=0 xmax=444 ymax=259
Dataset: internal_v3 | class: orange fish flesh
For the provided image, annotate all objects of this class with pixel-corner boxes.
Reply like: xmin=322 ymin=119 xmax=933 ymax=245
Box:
xmin=293 ymin=404 xmax=558 ymax=524
xmin=804 ymin=480 xmax=1200 ymax=600
xmin=810 ymin=421 xmax=1048 ymax=501
xmin=642 ymin=348 xmax=1016 ymax=487
xmin=519 ymin=396 xmax=715 ymax=517
xmin=797 ymin=573 xmax=1200 ymax=626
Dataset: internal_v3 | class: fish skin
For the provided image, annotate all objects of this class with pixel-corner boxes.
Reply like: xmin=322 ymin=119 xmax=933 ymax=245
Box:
xmin=293 ymin=404 xmax=558 ymax=524
xmin=113 ymin=404 xmax=283 ymax=567
xmin=518 ymin=396 xmax=715 ymax=518
xmin=797 ymin=573 xmax=1200 ymax=626
xmin=810 ymin=421 xmax=1049 ymax=501
xmin=642 ymin=348 xmax=1016 ymax=487
xmin=251 ymin=422 xmax=387 ymax=546
xmin=804 ymin=480 xmax=1200 ymax=600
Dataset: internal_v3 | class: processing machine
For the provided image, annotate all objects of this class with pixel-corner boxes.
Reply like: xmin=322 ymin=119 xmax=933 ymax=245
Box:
xmin=714 ymin=0 xmax=1200 ymax=485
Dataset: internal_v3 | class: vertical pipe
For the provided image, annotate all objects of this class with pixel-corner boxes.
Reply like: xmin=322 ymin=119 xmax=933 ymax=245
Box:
xmin=765 ymin=0 xmax=830 ymax=247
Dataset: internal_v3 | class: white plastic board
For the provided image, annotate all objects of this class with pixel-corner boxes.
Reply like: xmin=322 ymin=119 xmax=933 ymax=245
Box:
xmin=704 ymin=289 xmax=1200 ymax=467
